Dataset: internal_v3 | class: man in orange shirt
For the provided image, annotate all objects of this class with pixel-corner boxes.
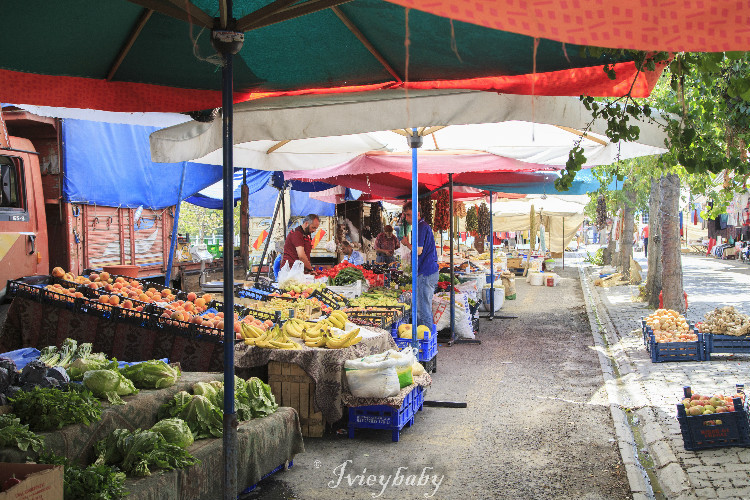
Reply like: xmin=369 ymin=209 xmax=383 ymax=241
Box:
xmin=642 ymin=224 xmax=649 ymax=257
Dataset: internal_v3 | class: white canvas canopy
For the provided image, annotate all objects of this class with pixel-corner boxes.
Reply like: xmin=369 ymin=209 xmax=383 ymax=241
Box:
xmin=491 ymin=195 xmax=586 ymax=253
xmin=149 ymin=90 xmax=668 ymax=170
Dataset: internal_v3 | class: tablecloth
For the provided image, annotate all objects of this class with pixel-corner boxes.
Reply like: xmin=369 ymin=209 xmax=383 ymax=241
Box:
xmin=125 ymin=407 xmax=304 ymax=500
xmin=234 ymin=326 xmax=398 ymax=423
xmin=341 ymin=373 xmax=432 ymax=409
xmin=0 ymin=297 xmax=224 ymax=372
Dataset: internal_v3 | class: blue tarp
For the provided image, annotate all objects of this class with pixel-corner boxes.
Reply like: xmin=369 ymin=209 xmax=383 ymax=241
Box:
xmin=62 ymin=119 xmax=223 ymax=209
xmin=460 ymin=169 xmax=620 ymax=195
xmin=186 ymin=170 xmax=340 ymax=216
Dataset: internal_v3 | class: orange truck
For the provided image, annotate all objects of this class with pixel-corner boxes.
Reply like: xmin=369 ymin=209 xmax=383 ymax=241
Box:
xmin=0 ymin=108 xmax=233 ymax=298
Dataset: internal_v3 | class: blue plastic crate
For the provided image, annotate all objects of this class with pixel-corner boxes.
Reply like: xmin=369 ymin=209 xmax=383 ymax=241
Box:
xmin=648 ymin=333 xmax=707 ymax=363
xmin=677 ymin=387 xmax=750 ymax=450
xmin=705 ymin=333 xmax=750 ymax=358
xmin=348 ymin=386 xmax=422 ymax=442
xmin=392 ymin=324 xmax=437 ymax=362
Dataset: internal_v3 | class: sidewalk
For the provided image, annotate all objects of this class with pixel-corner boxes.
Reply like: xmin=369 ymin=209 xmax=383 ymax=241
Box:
xmin=584 ymin=250 xmax=750 ymax=500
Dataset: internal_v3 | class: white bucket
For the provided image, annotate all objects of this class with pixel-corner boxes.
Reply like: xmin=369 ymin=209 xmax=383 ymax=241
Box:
xmin=529 ymin=272 xmax=544 ymax=286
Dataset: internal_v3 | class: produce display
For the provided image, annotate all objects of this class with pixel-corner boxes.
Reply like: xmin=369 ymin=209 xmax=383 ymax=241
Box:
xmin=466 ymin=205 xmax=478 ymax=234
xmin=39 ymin=453 xmax=128 ymax=500
xmin=699 ymin=306 xmax=750 ymax=336
xmin=349 ymin=288 xmax=405 ymax=308
xmin=0 ymin=357 xmax=70 ymax=404
xmin=94 ymin=427 xmax=199 ymax=477
xmin=679 ymin=391 xmax=745 ymax=422
xmin=275 ymin=282 xmax=327 ymax=295
xmin=397 ymin=324 xmax=431 ymax=340
xmin=251 ymin=296 xmax=327 ymax=320
xmin=433 ymin=190 xmax=450 ymax=231
xmin=419 ymin=197 xmax=434 ymax=226
xmin=120 ymin=360 xmax=181 ymax=389
xmin=645 ymin=309 xmax=696 ymax=342
xmin=83 ymin=369 xmax=139 ymax=404
xmin=9 ymin=386 xmax=102 ymax=431
xmin=477 ymin=202 xmax=491 ymax=236
xmin=315 ymin=261 xmax=382 ymax=287
xmin=241 ymin=311 xmax=363 ymax=349
xmin=334 ymin=266 xmax=365 ymax=286
xmin=0 ymin=413 xmax=44 ymax=453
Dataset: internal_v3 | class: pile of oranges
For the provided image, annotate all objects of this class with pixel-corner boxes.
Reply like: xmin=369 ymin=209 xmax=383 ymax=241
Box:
xmin=645 ymin=309 xmax=697 ymax=343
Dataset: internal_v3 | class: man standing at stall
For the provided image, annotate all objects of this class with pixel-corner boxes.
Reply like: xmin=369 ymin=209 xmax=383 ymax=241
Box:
xmin=401 ymin=205 xmax=439 ymax=329
xmin=281 ymin=214 xmax=320 ymax=273
xmin=374 ymin=225 xmax=400 ymax=264
xmin=340 ymin=241 xmax=365 ymax=266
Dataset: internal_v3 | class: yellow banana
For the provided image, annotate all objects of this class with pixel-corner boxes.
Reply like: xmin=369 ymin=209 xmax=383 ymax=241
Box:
xmin=305 ymin=336 xmax=327 ymax=348
xmin=331 ymin=310 xmax=348 ymax=324
xmin=286 ymin=321 xmax=304 ymax=338
xmin=269 ymin=340 xmax=298 ymax=349
xmin=342 ymin=335 xmax=362 ymax=348
xmin=244 ymin=337 xmax=258 ymax=346
xmin=249 ymin=325 xmax=266 ymax=338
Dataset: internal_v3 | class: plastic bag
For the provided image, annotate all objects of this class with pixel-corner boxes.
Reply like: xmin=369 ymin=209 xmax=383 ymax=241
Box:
xmin=390 ymin=347 xmax=416 ymax=388
xmin=344 ymin=356 xmax=400 ymax=398
xmin=277 ymin=260 xmax=306 ymax=288
xmin=432 ymin=292 xmax=474 ymax=339
xmin=455 ymin=281 xmax=479 ymax=302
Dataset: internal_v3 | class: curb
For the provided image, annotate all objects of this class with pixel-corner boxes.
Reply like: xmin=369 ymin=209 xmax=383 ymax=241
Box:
xmin=576 ymin=261 xmax=655 ymax=498
xmin=578 ymin=264 xmax=696 ymax=499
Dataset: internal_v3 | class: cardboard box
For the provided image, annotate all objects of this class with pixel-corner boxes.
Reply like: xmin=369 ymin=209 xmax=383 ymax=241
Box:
xmin=268 ymin=361 xmax=326 ymax=437
xmin=0 ymin=463 xmax=63 ymax=500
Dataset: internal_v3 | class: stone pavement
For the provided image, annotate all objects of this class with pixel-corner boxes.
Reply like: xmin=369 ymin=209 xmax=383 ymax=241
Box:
xmin=580 ymin=249 xmax=750 ymax=500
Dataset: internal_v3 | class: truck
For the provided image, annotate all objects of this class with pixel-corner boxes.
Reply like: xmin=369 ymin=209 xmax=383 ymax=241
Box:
xmin=0 ymin=108 xmax=242 ymax=298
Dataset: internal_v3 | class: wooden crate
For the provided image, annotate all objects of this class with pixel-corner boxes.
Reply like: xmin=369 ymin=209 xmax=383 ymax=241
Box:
xmin=268 ymin=361 xmax=326 ymax=437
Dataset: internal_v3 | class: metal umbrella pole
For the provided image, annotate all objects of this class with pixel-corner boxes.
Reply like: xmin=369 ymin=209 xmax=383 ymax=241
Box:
xmin=489 ymin=190 xmax=494 ymax=320
xmin=164 ymin=162 xmax=188 ymax=287
xmin=211 ymin=15 xmax=243 ymax=499
xmin=408 ymin=128 xmax=422 ymax=352
xmin=253 ymin=186 xmax=284 ymax=285
xmin=562 ymin=217 xmax=565 ymax=270
xmin=448 ymin=174 xmax=455 ymax=341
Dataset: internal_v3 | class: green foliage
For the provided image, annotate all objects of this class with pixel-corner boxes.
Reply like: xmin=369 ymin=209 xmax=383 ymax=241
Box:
xmin=0 ymin=414 xmax=45 ymax=452
xmin=9 ymin=386 xmax=102 ymax=431
xmin=584 ymin=248 xmax=604 ymax=266
xmin=177 ymin=202 xmax=241 ymax=242
xmin=94 ymin=428 xmax=199 ymax=477
xmin=37 ymin=453 xmax=129 ymax=500
xmin=120 ymin=360 xmax=181 ymax=390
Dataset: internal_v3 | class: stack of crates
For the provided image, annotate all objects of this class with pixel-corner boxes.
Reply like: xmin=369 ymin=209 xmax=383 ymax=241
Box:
xmin=348 ymin=385 xmax=424 ymax=442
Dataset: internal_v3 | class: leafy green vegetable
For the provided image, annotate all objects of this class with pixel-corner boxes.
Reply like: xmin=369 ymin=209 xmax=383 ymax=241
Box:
xmin=120 ymin=360 xmax=181 ymax=389
xmin=67 ymin=355 xmax=112 ymax=381
xmin=0 ymin=414 xmax=44 ymax=452
xmin=150 ymin=418 xmax=194 ymax=449
xmin=38 ymin=346 xmax=60 ymax=367
xmin=83 ymin=370 xmax=138 ymax=404
xmin=37 ymin=453 xmax=129 ymax=500
xmin=191 ymin=382 xmax=217 ymax=405
xmin=245 ymin=377 xmax=278 ymax=418
xmin=10 ymin=386 xmax=102 ymax=431
xmin=57 ymin=338 xmax=79 ymax=368
xmin=95 ymin=428 xmax=199 ymax=477
xmin=158 ymin=392 xmax=222 ymax=439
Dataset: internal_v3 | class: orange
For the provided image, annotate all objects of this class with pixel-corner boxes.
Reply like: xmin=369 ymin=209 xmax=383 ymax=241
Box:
xmin=109 ymin=295 xmax=120 ymax=306
xmin=186 ymin=292 xmax=197 ymax=302
xmin=99 ymin=295 xmax=110 ymax=304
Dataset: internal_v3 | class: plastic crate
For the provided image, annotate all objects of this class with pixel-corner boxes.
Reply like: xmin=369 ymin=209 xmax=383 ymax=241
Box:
xmin=236 ymin=287 xmax=270 ymax=301
xmin=40 ymin=287 xmax=81 ymax=311
xmin=348 ymin=385 xmax=422 ymax=442
xmin=345 ymin=311 xmax=387 ymax=330
xmin=312 ymin=288 xmax=347 ymax=309
xmin=705 ymin=333 xmax=750 ymax=358
xmin=677 ymin=386 xmax=750 ymax=450
xmin=116 ymin=297 xmax=156 ymax=328
xmin=77 ymin=296 xmax=121 ymax=320
xmin=648 ymin=333 xmax=707 ymax=362
xmin=393 ymin=324 xmax=438 ymax=362
xmin=7 ymin=280 xmax=44 ymax=301
xmin=422 ymin=355 xmax=437 ymax=374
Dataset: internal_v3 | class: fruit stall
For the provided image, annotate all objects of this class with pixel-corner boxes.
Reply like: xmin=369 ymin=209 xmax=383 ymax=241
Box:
xmin=0 ymin=343 xmax=303 ymax=499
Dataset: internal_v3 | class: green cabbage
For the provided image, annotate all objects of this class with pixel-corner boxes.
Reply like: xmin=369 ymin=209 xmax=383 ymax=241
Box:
xmin=82 ymin=369 xmax=138 ymax=405
xmin=120 ymin=360 xmax=181 ymax=389
xmin=150 ymin=418 xmax=194 ymax=449
xmin=192 ymin=382 xmax=219 ymax=407
xmin=67 ymin=356 xmax=112 ymax=381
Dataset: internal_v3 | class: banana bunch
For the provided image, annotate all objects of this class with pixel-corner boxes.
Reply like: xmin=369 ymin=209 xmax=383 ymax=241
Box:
xmin=282 ymin=318 xmax=306 ymax=338
xmin=327 ymin=310 xmax=348 ymax=329
xmin=324 ymin=327 xmax=362 ymax=349
xmin=242 ymin=323 xmax=302 ymax=349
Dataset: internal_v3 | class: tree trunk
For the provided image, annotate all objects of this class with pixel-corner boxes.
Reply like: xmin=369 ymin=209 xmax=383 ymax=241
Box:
xmin=620 ymin=186 xmax=636 ymax=279
xmin=645 ymin=176 xmax=663 ymax=308
xmin=660 ymin=173 xmax=684 ymax=313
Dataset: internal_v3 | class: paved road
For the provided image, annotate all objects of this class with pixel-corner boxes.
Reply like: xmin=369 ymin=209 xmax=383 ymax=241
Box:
xmin=588 ymin=250 xmax=750 ymax=500
xmin=246 ymin=265 xmax=630 ymax=500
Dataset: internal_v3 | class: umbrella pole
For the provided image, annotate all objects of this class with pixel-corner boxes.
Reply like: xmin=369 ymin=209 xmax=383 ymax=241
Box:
xmin=212 ymin=16 xmax=243 ymax=499
xmin=562 ymin=217 xmax=565 ymax=270
xmin=408 ymin=129 xmax=422 ymax=350
xmin=489 ymin=190 xmax=494 ymax=320
xmin=164 ymin=162 xmax=187 ymax=287
xmin=253 ymin=186 xmax=284 ymax=285
xmin=449 ymin=175 xmax=455 ymax=342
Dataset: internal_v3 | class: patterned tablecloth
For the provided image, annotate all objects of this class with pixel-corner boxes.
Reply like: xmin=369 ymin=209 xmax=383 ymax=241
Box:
xmin=0 ymin=297 xmax=226 ymax=372
xmin=234 ymin=326 xmax=398 ymax=423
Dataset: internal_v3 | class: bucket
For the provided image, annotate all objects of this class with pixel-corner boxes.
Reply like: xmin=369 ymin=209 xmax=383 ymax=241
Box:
xmin=529 ymin=272 xmax=544 ymax=286
xmin=103 ymin=265 xmax=140 ymax=278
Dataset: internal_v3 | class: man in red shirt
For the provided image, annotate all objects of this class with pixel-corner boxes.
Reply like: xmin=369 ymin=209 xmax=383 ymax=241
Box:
xmin=281 ymin=214 xmax=320 ymax=273
xmin=642 ymin=224 xmax=649 ymax=257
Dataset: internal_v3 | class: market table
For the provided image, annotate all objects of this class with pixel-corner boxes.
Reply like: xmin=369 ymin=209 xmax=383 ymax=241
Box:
xmin=234 ymin=326 xmax=398 ymax=424
xmin=124 ymin=408 xmax=304 ymax=500
xmin=0 ymin=372 xmax=224 ymax=465
xmin=0 ymin=297 xmax=224 ymax=372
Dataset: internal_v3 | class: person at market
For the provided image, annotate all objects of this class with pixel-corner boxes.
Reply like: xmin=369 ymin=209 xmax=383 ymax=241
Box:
xmin=374 ymin=224 xmax=400 ymax=264
xmin=340 ymin=240 xmax=365 ymax=266
xmin=642 ymin=224 xmax=649 ymax=257
xmin=401 ymin=205 xmax=439 ymax=329
xmin=280 ymin=214 xmax=320 ymax=273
